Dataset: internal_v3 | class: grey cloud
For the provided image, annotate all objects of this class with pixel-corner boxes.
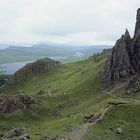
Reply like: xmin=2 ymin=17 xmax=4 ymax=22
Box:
xmin=0 ymin=0 xmax=139 ymax=45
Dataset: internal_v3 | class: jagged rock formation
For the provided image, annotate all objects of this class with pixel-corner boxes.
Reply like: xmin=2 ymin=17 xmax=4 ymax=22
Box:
xmin=0 ymin=94 xmax=38 ymax=113
xmin=7 ymin=57 xmax=61 ymax=88
xmin=103 ymin=8 xmax=140 ymax=86
xmin=93 ymin=49 xmax=112 ymax=63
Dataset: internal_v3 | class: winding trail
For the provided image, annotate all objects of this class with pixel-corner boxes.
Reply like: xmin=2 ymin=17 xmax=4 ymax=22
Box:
xmin=66 ymin=123 xmax=92 ymax=140
xmin=65 ymin=104 xmax=112 ymax=140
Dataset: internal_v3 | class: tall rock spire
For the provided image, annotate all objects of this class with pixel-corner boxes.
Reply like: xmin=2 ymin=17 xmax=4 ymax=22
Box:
xmin=125 ymin=29 xmax=131 ymax=40
xmin=102 ymin=31 xmax=134 ymax=86
xmin=102 ymin=9 xmax=140 ymax=87
xmin=134 ymin=8 xmax=140 ymax=38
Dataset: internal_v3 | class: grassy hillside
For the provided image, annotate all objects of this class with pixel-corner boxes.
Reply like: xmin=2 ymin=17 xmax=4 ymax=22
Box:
xmin=1 ymin=56 xmax=140 ymax=140
xmin=85 ymin=103 xmax=140 ymax=140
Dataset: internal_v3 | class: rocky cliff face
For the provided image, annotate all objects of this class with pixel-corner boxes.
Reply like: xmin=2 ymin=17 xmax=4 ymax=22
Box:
xmin=7 ymin=57 xmax=61 ymax=88
xmin=103 ymin=9 xmax=140 ymax=86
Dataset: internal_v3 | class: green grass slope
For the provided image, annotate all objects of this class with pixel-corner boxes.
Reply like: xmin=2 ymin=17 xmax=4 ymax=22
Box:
xmin=1 ymin=57 xmax=140 ymax=140
xmin=85 ymin=103 xmax=140 ymax=140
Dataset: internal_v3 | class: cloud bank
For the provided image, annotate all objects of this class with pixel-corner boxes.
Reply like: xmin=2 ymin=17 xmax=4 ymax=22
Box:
xmin=0 ymin=0 xmax=139 ymax=45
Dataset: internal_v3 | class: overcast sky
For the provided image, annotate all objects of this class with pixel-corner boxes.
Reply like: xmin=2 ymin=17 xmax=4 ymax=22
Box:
xmin=0 ymin=0 xmax=139 ymax=46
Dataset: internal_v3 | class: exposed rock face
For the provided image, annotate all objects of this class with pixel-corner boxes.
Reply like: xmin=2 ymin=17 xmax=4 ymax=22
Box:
xmin=134 ymin=8 xmax=140 ymax=38
xmin=103 ymin=9 xmax=140 ymax=86
xmin=7 ymin=57 xmax=61 ymax=88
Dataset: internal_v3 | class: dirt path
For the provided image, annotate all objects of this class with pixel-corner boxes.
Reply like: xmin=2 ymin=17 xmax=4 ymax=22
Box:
xmin=65 ymin=105 xmax=112 ymax=140
xmin=65 ymin=123 xmax=92 ymax=140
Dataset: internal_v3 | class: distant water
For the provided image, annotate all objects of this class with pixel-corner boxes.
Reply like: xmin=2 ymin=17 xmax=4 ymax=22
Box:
xmin=50 ymin=56 xmax=68 ymax=61
xmin=0 ymin=56 xmax=68 ymax=75
xmin=0 ymin=61 xmax=33 ymax=75
xmin=73 ymin=52 xmax=85 ymax=58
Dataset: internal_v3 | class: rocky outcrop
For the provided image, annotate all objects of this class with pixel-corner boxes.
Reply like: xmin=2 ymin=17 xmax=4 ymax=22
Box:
xmin=1 ymin=128 xmax=30 ymax=140
xmin=103 ymin=9 xmax=140 ymax=86
xmin=0 ymin=94 xmax=38 ymax=113
xmin=7 ymin=57 xmax=61 ymax=88
xmin=19 ymin=134 xmax=30 ymax=140
xmin=2 ymin=128 xmax=24 ymax=139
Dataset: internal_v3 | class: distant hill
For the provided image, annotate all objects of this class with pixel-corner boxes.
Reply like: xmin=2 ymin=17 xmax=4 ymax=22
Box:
xmin=0 ymin=43 xmax=111 ymax=64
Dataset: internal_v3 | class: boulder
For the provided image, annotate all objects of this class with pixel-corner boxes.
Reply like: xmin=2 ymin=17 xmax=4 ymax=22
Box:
xmin=116 ymin=127 xmax=123 ymax=134
xmin=18 ymin=95 xmax=37 ymax=106
xmin=19 ymin=134 xmax=30 ymax=140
